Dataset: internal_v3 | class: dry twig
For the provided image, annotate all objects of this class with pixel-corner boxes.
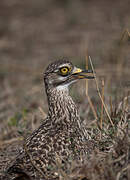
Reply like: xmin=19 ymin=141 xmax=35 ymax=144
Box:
xmin=100 ymin=78 xmax=104 ymax=130
xmin=85 ymin=55 xmax=98 ymax=121
xmin=89 ymin=56 xmax=114 ymax=127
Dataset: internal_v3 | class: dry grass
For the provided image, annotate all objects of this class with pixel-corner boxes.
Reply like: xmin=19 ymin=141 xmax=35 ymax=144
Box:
xmin=0 ymin=1 xmax=130 ymax=179
xmin=0 ymin=33 xmax=130 ymax=179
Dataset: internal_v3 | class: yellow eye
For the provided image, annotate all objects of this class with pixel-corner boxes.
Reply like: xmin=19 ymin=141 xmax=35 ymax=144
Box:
xmin=60 ymin=67 xmax=71 ymax=75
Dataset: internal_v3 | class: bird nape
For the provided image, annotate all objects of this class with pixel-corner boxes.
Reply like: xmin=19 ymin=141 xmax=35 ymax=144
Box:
xmin=6 ymin=59 xmax=94 ymax=180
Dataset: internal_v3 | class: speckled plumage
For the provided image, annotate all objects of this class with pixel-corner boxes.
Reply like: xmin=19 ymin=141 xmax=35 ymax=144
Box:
xmin=5 ymin=59 xmax=94 ymax=180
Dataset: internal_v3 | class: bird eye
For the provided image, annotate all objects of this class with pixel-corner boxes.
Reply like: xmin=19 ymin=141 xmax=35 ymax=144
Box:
xmin=59 ymin=67 xmax=71 ymax=76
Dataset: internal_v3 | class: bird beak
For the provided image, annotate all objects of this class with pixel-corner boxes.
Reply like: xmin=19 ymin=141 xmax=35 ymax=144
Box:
xmin=72 ymin=67 xmax=94 ymax=79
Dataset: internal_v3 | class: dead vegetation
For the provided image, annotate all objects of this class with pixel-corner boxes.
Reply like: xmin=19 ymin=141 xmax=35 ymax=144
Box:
xmin=0 ymin=1 xmax=130 ymax=179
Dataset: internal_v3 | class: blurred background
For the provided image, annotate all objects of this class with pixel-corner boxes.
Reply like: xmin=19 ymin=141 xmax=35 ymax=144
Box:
xmin=0 ymin=0 xmax=130 ymax=139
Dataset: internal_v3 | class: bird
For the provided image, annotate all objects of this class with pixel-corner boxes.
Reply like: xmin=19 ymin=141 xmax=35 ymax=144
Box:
xmin=5 ymin=59 xmax=94 ymax=180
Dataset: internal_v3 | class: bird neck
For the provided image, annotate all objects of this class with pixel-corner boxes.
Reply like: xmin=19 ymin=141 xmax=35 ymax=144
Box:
xmin=46 ymin=87 xmax=80 ymax=126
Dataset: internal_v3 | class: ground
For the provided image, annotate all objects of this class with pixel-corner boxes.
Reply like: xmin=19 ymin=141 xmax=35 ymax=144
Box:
xmin=0 ymin=0 xmax=130 ymax=179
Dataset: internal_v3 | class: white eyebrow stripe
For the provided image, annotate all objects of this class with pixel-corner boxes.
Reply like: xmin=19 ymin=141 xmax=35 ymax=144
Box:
xmin=58 ymin=64 xmax=70 ymax=68
xmin=54 ymin=69 xmax=59 ymax=72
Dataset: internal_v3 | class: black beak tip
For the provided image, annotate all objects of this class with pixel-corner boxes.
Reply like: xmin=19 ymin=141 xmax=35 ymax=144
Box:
xmin=88 ymin=76 xmax=95 ymax=79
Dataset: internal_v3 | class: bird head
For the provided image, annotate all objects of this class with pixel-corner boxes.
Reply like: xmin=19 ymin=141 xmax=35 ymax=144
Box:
xmin=44 ymin=59 xmax=94 ymax=90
